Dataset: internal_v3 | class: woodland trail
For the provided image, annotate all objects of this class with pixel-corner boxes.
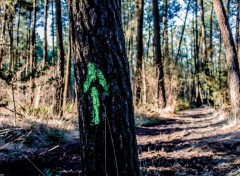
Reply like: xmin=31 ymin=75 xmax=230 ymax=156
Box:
xmin=137 ymin=108 xmax=240 ymax=176
xmin=0 ymin=108 xmax=240 ymax=175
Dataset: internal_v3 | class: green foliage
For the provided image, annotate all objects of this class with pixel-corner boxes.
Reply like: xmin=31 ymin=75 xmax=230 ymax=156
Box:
xmin=64 ymin=102 xmax=75 ymax=113
xmin=176 ymin=98 xmax=191 ymax=111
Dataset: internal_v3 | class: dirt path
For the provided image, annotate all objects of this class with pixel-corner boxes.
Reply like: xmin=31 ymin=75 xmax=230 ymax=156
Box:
xmin=137 ymin=108 xmax=240 ymax=176
xmin=1 ymin=108 xmax=240 ymax=175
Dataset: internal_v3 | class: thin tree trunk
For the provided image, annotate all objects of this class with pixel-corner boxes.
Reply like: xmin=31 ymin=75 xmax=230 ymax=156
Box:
xmin=43 ymin=0 xmax=49 ymax=67
xmin=194 ymin=0 xmax=201 ymax=106
xmin=200 ymin=0 xmax=208 ymax=74
xmin=63 ymin=31 xmax=71 ymax=110
xmin=67 ymin=0 xmax=140 ymax=175
xmin=54 ymin=0 xmax=65 ymax=116
xmin=51 ymin=0 xmax=55 ymax=64
xmin=135 ymin=0 xmax=144 ymax=105
xmin=175 ymin=0 xmax=191 ymax=64
xmin=26 ymin=10 xmax=32 ymax=76
xmin=0 ymin=5 xmax=7 ymax=67
xmin=8 ymin=15 xmax=14 ymax=70
xmin=153 ymin=0 xmax=166 ymax=108
xmin=30 ymin=0 xmax=37 ymax=105
xmin=213 ymin=0 xmax=240 ymax=114
xmin=16 ymin=3 xmax=21 ymax=65
xmin=209 ymin=4 xmax=214 ymax=70
xmin=162 ymin=0 xmax=169 ymax=61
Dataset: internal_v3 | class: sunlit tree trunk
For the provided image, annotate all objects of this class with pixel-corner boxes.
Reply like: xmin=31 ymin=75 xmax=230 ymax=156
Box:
xmin=194 ymin=0 xmax=202 ymax=106
xmin=209 ymin=4 xmax=214 ymax=71
xmin=213 ymin=0 xmax=240 ymax=114
xmin=236 ymin=0 xmax=240 ymax=67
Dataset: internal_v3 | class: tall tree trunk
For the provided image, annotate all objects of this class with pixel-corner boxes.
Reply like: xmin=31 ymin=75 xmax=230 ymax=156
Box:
xmin=194 ymin=0 xmax=201 ymax=106
xmin=43 ymin=0 xmax=49 ymax=67
xmin=213 ymin=0 xmax=240 ymax=114
xmin=162 ymin=0 xmax=171 ymax=105
xmin=30 ymin=0 xmax=37 ymax=105
xmin=67 ymin=0 xmax=140 ymax=175
xmin=135 ymin=0 xmax=144 ymax=105
xmin=63 ymin=30 xmax=71 ymax=110
xmin=200 ymin=0 xmax=208 ymax=74
xmin=162 ymin=0 xmax=169 ymax=60
xmin=0 ymin=5 xmax=8 ymax=67
xmin=16 ymin=3 xmax=21 ymax=65
xmin=8 ymin=15 xmax=14 ymax=70
xmin=51 ymin=0 xmax=55 ymax=64
xmin=226 ymin=0 xmax=231 ymax=17
xmin=153 ymin=0 xmax=166 ymax=108
xmin=54 ymin=0 xmax=65 ymax=116
xmin=236 ymin=0 xmax=240 ymax=67
xmin=175 ymin=0 xmax=191 ymax=64
xmin=209 ymin=4 xmax=214 ymax=70
xmin=26 ymin=10 xmax=32 ymax=76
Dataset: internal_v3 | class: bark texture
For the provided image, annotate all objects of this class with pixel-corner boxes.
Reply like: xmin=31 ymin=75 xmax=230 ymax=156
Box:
xmin=213 ymin=0 xmax=240 ymax=113
xmin=135 ymin=0 xmax=144 ymax=105
xmin=67 ymin=0 xmax=140 ymax=175
xmin=54 ymin=0 xmax=65 ymax=116
xmin=43 ymin=0 xmax=49 ymax=67
xmin=152 ymin=0 xmax=166 ymax=108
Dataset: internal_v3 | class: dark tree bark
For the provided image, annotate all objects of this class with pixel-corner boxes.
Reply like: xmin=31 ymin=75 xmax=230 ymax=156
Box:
xmin=209 ymin=4 xmax=214 ymax=65
xmin=135 ymin=0 xmax=144 ymax=105
xmin=16 ymin=3 xmax=21 ymax=65
xmin=200 ymin=0 xmax=208 ymax=74
xmin=54 ymin=0 xmax=65 ymax=116
xmin=0 ymin=5 xmax=8 ymax=67
xmin=8 ymin=15 xmax=14 ymax=70
xmin=30 ymin=0 xmax=37 ymax=105
xmin=67 ymin=0 xmax=140 ymax=175
xmin=213 ymin=0 xmax=240 ymax=113
xmin=152 ymin=0 xmax=166 ymax=108
xmin=63 ymin=30 xmax=71 ymax=109
xmin=43 ymin=0 xmax=49 ymax=67
xmin=51 ymin=0 xmax=55 ymax=64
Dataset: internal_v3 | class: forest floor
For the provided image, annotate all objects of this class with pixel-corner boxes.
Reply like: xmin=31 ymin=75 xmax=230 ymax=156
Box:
xmin=137 ymin=107 xmax=240 ymax=176
xmin=0 ymin=107 xmax=240 ymax=175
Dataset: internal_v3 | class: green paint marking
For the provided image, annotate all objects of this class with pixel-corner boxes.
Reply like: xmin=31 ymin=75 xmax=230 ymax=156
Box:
xmin=83 ymin=63 xmax=109 ymax=125
xmin=91 ymin=87 xmax=100 ymax=125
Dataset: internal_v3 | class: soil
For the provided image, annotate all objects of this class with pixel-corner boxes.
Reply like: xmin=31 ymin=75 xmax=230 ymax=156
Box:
xmin=0 ymin=108 xmax=240 ymax=176
xmin=137 ymin=108 xmax=240 ymax=176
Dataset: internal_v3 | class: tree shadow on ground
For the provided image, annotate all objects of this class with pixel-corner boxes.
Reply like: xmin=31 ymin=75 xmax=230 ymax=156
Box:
xmin=138 ymin=130 xmax=240 ymax=175
xmin=0 ymin=123 xmax=81 ymax=176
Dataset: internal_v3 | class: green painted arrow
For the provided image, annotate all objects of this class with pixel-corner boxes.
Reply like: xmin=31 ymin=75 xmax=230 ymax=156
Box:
xmin=83 ymin=63 xmax=109 ymax=125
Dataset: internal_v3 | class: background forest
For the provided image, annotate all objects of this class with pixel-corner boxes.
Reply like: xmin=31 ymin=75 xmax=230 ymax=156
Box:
xmin=0 ymin=0 xmax=240 ymax=175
